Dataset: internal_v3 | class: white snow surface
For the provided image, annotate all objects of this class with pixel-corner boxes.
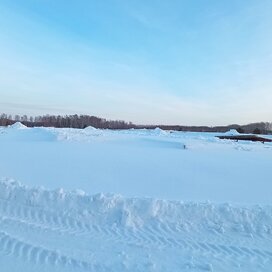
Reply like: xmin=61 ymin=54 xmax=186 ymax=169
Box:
xmin=0 ymin=125 xmax=271 ymax=204
xmin=0 ymin=125 xmax=272 ymax=271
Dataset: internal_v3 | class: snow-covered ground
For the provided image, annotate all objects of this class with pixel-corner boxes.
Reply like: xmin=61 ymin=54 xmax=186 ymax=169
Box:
xmin=0 ymin=124 xmax=271 ymax=203
xmin=0 ymin=124 xmax=272 ymax=271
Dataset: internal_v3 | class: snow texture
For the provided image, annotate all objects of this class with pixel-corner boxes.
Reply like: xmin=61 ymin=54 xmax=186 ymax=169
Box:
xmin=0 ymin=125 xmax=272 ymax=271
xmin=0 ymin=178 xmax=272 ymax=271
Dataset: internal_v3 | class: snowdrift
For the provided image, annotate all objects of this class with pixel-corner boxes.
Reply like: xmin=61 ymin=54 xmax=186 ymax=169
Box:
xmin=1 ymin=126 xmax=56 ymax=141
xmin=1 ymin=179 xmax=272 ymax=233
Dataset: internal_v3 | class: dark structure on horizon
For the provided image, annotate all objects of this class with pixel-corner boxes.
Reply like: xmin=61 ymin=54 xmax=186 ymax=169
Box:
xmin=217 ymin=134 xmax=272 ymax=143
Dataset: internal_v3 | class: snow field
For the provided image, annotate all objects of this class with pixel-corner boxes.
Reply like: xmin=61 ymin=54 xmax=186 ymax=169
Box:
xmin=0 ymin=124 xmax=271 ymax=203
xmin=0 ymin=124 xmax=272 ymax=271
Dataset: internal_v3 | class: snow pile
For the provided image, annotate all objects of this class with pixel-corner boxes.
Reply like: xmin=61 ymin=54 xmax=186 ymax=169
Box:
xmin=8 ymin=122 xmax=28 ymax=129
xmin=84 ymin=126 xmax=97 ymax=131
xmin=224 ymin=129 xmax=240 ymax=136
xmin=153 ymin=127 xmax=168 ymax=136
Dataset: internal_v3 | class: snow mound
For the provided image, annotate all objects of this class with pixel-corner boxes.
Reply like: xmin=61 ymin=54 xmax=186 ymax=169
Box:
xmin=84 ymin=126 xmax=97 ymax=131
xmin=153 ymin=127 xmax=168 ymax=135
xmin=9 ymin=122 xmax=28 ymax=129
xmin=224 ymin=129 xmax=240 ymax=136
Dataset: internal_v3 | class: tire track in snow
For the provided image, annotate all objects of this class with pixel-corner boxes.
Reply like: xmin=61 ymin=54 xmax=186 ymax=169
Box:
xmin=0 ymin=199 xmax=272 ymax=267
xmin=0 ymin=231 xmax=97 ymax=270
xmin=1 ymin=197 xmax=272 ymax=269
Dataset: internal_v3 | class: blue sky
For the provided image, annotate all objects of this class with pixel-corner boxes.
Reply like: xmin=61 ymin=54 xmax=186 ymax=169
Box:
xmin=0 ymin=0 xmax=272 ymax=125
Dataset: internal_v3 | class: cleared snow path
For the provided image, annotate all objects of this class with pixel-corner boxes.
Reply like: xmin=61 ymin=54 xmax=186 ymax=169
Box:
xmin=1 ymin=179 xmax=272 ymax=272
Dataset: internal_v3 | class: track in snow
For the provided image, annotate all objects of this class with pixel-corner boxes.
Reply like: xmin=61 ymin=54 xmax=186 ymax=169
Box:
xmin=0 ymin=180 xmax=272 ymax=271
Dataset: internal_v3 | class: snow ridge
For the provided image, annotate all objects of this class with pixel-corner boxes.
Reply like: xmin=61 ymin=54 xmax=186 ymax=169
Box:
xmin=1 ymin=178 xmax=272 ymax=232
xmin=1 ymin=178 xmax=272 ymax=271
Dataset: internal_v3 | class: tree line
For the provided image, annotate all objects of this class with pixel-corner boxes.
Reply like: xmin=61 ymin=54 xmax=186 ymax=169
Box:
xmin=0 ymin=113 xmax=135 ymax=129
xmin=0 ymin=113 xmax=271 ymax=134
xmin=140 ymin=122 xmax=272 ymax=134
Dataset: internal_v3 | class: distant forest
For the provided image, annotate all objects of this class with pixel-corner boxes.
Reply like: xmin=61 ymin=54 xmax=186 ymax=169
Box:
xmin=0 ymin=113 xmax=134 ymax=129
xmin=0 ymin=113 xmax=271 ymax=134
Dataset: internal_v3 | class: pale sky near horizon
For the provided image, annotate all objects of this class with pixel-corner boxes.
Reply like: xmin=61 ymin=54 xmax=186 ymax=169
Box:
xmin=0 ymin=0 xmax=272 ymax=125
